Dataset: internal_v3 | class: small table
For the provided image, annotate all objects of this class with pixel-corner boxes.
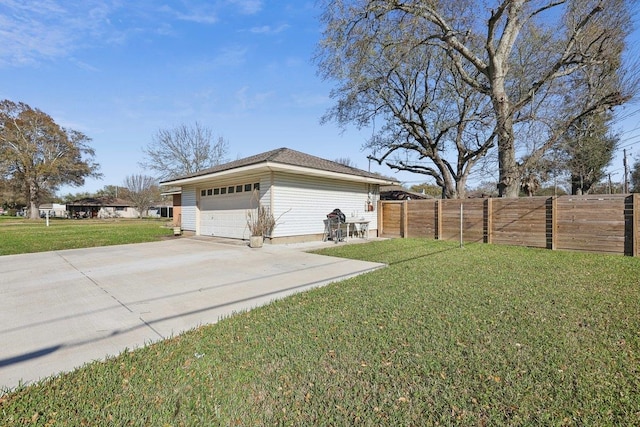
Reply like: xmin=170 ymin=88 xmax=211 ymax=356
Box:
xmin=345 ymin=219 xmax=370 ymax=241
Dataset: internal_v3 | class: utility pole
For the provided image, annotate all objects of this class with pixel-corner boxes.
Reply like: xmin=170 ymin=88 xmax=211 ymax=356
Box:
xmin=624 ymin=149 xmax=629 ymax=193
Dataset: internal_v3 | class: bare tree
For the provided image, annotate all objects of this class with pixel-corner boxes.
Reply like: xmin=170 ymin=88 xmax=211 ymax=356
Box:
xmin=122 ymin=174 xmax=159 ymax=218
xmin=318 ymin=11 xmax=495 ymax=198
xmin=140 ymin=122 xmax=229 ymax=180
xmin=318 ymin=0 xmax=637 ymax=197
xmin=334 ymin=157 xmax=357 ymax=167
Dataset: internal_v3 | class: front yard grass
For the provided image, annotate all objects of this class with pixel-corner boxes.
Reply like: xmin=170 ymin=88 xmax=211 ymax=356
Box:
xmin=1 ymin=239 xmax=639 ymax=425
xmin=0 ymin=218 xmax=174 ymax=256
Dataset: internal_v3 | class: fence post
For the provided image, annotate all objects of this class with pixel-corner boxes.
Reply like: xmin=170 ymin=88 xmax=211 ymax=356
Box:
xmin=634 ymin=193 xmax=639 ymax=257
xmin=436 ymin=199 xmax=442 ymax=240
xmin=402 ymin=200 xmax=409 ymax=238
xmin=550 ymin=197 xmax=557 ymax=251
xmin=459 ymin=202 xmax=464 ymax=248
xmin=377 ymin=200 xmax=383 ymax=238
xmin=485 ymin=198 xmax=493 ymax=244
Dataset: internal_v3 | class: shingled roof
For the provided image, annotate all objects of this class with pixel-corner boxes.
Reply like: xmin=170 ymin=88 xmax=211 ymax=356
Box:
xmin=161 ymin=147 xmax=396 ymax=184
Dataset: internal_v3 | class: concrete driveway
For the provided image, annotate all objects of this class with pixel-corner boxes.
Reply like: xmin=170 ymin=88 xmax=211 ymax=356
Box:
xmin=0 ymin=237 xmax=384 ymax=392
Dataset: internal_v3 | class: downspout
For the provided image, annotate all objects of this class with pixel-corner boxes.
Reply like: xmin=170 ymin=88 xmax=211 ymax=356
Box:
xmin=269 ymin=170 xmax=275 ymax=240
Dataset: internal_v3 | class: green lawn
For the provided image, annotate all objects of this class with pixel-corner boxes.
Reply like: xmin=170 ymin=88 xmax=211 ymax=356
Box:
xmin=1 ymin=239 xmax=639 ymax=425
xmin=0 ymin=218 xmax=174 ymax=255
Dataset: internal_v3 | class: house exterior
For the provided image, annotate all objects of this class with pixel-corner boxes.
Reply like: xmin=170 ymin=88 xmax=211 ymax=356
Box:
xmin=160 ymin=147 xmax=400 ymax=243
xmin=67 ymin=197 xmax=139 ymax=218
xmin=161 ymin=187 xmax=182 ymax=227
xmin=380 ymin=185 xmax=433 ymax=200
xmin=38 ymin=203 xmax=68 ymax=218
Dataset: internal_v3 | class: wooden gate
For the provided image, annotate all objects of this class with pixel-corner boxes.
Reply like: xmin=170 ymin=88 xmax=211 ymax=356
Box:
xmin=380 ymin=201 xmax=403 ymax=237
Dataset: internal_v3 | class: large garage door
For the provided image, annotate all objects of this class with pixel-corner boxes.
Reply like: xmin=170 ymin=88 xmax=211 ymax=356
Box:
xmin=200 ymin=192 xmax=254 ymax=239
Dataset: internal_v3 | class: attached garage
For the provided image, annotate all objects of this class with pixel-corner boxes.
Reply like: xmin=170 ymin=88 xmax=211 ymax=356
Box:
xmin=161 ymin=148 xmax=399 ymax=243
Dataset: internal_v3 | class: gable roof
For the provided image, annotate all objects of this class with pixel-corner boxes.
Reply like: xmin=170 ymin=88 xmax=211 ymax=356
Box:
xmin=160 ymin=147 xmax=399 ymax=186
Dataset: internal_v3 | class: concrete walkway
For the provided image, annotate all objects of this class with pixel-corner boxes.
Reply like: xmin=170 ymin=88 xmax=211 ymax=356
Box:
xmin=0 ymin=237 xmax=384 ymax=393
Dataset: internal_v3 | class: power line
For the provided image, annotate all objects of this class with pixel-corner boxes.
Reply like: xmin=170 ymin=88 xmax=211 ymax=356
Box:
xmin=617 ymin=133 xmax=640 ymax=149
xmin=614 ymin=106 xmax=640 ymax=122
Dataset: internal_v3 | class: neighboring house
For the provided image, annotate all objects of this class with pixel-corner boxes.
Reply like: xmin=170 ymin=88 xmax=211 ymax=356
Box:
xmin=161 ymin=187 xmax=182 ymax=227
xmin=38 ymin=203 xmax=68 ymax=218
xmin=380 ymin=185 xmax=432 ymax=200
xmin=148 ymin=200 xmax=174 ymax=219
xmin=160 ymin=147 xmax=400 ymax=243
xmin=67 ymin=197 xmax=140 ymax=219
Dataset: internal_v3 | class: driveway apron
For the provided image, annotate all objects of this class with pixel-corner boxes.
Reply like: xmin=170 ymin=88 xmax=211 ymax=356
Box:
xmin=0 ymin=237 xmax=384 ymax=392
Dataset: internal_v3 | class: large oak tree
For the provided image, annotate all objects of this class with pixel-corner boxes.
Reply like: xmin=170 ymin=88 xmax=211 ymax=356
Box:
xmin=318 ymin=0 xmax=636 ymax=197
xmin=0 ymin=100 xmax=101 ymax=219
xmin=318 ymin=13 xmax=495 ymax=198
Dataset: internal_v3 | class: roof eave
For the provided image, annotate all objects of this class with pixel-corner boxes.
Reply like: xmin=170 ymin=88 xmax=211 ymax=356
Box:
xmin=160 ymin=162 xmax=400 ymax=187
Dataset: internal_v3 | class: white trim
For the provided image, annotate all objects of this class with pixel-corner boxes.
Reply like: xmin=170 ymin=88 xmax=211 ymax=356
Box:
xmin=161 ymin=162 xmax=398 ymax=187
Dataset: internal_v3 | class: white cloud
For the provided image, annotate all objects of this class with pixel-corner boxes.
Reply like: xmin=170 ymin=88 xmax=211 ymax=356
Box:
xmin=203 ymin=46 xmax=248 ymax=70
xmin=290 ymin=92 xmax=330 ymax=108
xmin=0 ymin=1 xmax=123 ymax=66
xmin=249 ymin=24 xmax=289 ymax=35
xmin=235 ymin=85 xmax=274 ymax=110
xmin=176 ymin=12 xmax=219 ymax=24
xmin=162 ymin=3 xmax=219 ymax=24
xmin=228 ymin=0 xmax=263 ymax=15
xmin=0 ymin=0 xmax=271 ymax=67
xmin=68 ymin=57 xmax=100 ymax=72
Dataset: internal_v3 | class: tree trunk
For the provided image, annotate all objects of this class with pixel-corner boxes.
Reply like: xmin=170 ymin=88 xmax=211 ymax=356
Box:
xmin=494 ymin=92 xmax=520 ymax=197
xmin=28 ymin=181 xmax=40 ymax=220
xmin=456 ymin=175 xmax=468 ymax=199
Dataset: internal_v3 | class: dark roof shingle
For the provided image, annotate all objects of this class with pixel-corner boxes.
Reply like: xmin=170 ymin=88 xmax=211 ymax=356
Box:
xmin=161 ymin=147 xmax=395 ymax=183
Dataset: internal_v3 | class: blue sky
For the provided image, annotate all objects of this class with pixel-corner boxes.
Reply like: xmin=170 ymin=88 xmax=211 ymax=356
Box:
xmin=1 ymin=0 xmax=639 ymax=195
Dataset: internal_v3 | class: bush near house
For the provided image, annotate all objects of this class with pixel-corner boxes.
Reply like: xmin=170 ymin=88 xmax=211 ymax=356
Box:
xmin=1 ymin=239 xmax=638 ymax=425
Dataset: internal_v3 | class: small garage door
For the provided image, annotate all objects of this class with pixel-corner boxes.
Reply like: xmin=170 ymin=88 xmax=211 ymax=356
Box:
xmin=200 ymin=192 xmax=254 ymax=239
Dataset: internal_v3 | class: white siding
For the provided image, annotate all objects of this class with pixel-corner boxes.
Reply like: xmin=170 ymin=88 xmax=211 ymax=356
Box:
xmin=271 ymin=173 xmax=379 ymax=238
xmin=181 ymin=188 xmax=197 ymax=231
xmin=181 ymin=172 xmax=380 ymax=240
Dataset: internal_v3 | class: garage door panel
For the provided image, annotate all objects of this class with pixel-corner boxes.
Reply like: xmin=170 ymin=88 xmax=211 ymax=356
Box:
xmin=200 ymin=194 xmax=253 ymax=239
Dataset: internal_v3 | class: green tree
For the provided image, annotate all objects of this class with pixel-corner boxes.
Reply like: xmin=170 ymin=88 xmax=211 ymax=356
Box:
xmin=409 ymin=183 xmax=444 ymax=198
xmin=0 ymin=177 xmax=25 ymax=209
xmin=59 ymin=191 xmax=92 ymax=204
xmin=561 ymin=113 xmax=618 ymax=195
xmin=631 ymin=157 xmax=640 ymax=193
xmin=0 ymin=100 xmax=101 ymax=219
xmin=95 ymin=185 xmax=124 ymax=198
xmin=318 ymin=0 xmax=635 ymax=197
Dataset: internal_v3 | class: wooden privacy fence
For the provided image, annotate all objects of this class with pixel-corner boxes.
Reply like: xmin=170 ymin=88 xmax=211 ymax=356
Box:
xmin=378 ymin=194 xmax=640 ymax=256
